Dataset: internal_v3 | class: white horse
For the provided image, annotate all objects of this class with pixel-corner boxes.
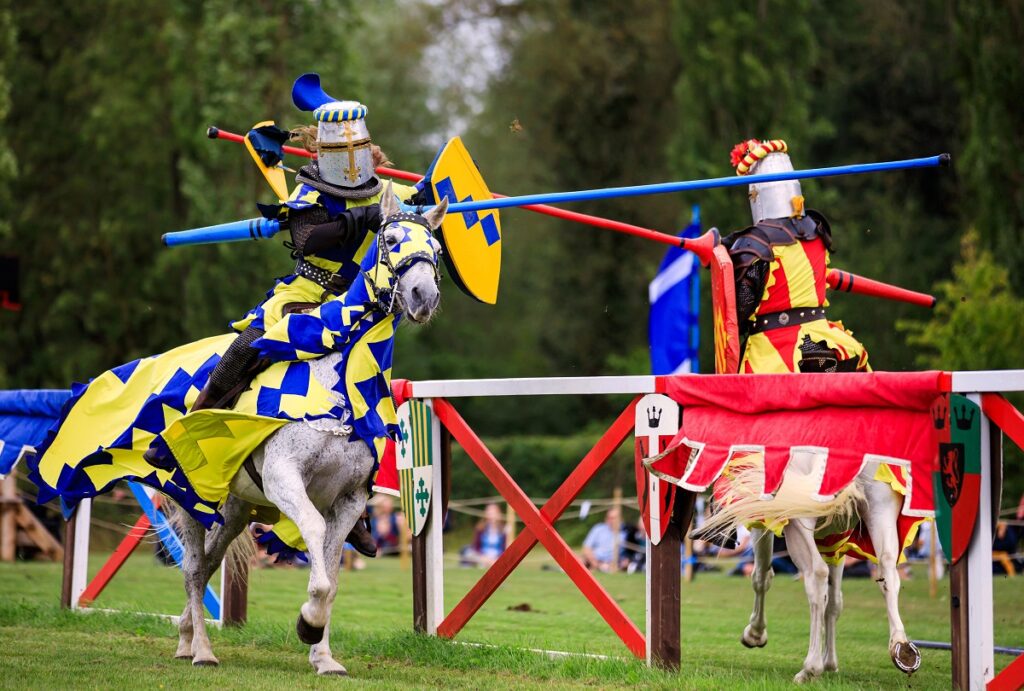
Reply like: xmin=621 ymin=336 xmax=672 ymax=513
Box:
xmin=702 ymin=451 xmax=921 ymax=684
xmin=173 ymin=190 xmax=447 ymax=675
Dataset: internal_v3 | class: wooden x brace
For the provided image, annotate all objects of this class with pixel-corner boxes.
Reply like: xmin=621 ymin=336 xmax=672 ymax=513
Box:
xmin=432 ymin=397 xmax=645 ymax=657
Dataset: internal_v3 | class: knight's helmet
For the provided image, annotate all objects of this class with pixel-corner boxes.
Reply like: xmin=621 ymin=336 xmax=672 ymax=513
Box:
xmin=731 ymin=139 xmax=805 ymax=224
xmin=292 ymin=73 xmax=376 ymax=188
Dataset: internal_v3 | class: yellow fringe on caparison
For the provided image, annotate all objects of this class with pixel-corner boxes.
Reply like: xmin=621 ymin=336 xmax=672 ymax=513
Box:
xmin=700 ymin=454 xmax=865 ymax=541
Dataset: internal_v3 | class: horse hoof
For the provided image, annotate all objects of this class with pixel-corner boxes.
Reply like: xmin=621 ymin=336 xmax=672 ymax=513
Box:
xmin=793 ymin=669 xmax=820 ymax=684
xmin=741 ymin=625 xmax=767 ymax=648
xmin=192 ymin=657 xmax=219 ymax=667
xmin=296 ymin=613 xmax=325 ymax=645
xmin=174 ymin=653 xmax=194 ymax=661
xmin=891 ymin=641 xmax=921 ymax=674
xmin=317 ymin=666 xmax=349 ymax=676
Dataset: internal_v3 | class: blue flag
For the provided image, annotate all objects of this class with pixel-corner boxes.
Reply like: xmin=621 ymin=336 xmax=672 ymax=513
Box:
xmin=648 ymin=206 xmax=701 ymax=374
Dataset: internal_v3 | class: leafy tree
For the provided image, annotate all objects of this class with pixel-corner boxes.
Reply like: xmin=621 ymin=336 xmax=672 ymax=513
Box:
xmin=898 ymin=230 xmax=1024 ymax=371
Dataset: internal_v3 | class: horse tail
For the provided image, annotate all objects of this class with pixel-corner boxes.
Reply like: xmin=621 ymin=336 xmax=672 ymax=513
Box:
xmin=162 ymin=500 xmax=256 ymax=578
xmin=699 ymin=454 xmax=864 ymax=539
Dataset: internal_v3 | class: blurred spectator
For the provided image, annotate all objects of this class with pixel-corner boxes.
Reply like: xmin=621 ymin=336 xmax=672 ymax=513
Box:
xmin=369 ymin=495 xmax=405 ymax=557
xmin=460 ymin=503 xmax=507 ymax=567
xmin=717 ymin=524 xmax=754 ymax=576
xmin=582 ymin=507 xmax=626 ymax=573
xmin=621 ymin=516 xmax=647 ymax=573
xmin=992 ymin=492 xmax=1024 ymax=575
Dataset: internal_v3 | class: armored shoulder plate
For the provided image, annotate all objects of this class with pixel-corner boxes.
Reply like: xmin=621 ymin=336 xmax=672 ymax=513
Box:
xmin=724 ymin=212 xmax=832 ymax=270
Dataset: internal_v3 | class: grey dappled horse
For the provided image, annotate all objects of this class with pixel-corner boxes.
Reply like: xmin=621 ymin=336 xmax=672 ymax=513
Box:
xmin=174 ymin=188 xmax=447 ymax=675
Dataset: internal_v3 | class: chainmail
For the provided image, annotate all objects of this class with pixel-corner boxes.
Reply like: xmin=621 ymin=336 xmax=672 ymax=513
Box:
xmin=287 ymin=205 xmax=330 ymax=259
xmin=295 ymin=163 xmax=382 ymax=200
xmin=737 ymin=261 xmax=770 ymax=327
xmin=206 ymin=326 xmax=266 ymax=404
xmin=797 ymin=335 xmax=839 ymax=373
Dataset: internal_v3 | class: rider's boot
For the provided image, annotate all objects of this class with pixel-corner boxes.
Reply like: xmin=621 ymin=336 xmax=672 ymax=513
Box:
xmin=143 ymin=327 xmax=266 ymax=469
xmin=346 ymin=512 xmax=378 ymax=558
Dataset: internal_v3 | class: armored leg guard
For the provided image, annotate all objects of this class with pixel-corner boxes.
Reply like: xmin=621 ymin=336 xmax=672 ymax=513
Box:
xmin=191 ymin=326 xmax=267 ymax=412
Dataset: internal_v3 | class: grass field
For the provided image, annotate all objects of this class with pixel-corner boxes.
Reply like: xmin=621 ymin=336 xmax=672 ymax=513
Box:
xmin=1 ymin=551 xmax=1022 ymax=689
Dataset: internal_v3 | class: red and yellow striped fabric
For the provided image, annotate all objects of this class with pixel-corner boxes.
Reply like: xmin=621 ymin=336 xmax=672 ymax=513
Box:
xmin=740 ymin=237 xmax=870 ymax=374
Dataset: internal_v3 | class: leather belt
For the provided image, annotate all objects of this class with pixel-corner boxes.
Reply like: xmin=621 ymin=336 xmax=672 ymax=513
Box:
xmin=749 ymin=307 xmax=827 ymax=334
xmin=293 ymin=259 xmax=352 ymax=294
xmin=293 ymin=259 xmax=334 ymax=289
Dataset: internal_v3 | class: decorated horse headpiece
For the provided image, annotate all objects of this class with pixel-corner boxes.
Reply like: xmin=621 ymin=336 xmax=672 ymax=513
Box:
xmin=292 ymin=73 xmax=376 ymax=189
xmin=731 ymin=138 xmax=805 ymax=223
xmin=361 ymin=183 xmax=448 ymax=315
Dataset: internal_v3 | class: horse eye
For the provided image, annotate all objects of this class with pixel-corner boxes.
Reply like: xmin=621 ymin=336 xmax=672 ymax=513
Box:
xmin=384 ymin=228 xmax=402 ymax=247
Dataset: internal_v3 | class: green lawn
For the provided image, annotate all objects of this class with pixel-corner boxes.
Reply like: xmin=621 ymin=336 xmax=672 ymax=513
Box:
xmin=0 ymin=552 xmax=1021 ymax=689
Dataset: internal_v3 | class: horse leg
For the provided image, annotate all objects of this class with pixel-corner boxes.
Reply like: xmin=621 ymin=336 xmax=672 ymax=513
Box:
xmin=308 ymin=491 xmax=367 ymax=675
xmin=741 ymin=527 xmax=774 ymax=648
xmin=261 ymin=460 xmax=333 ymax=644
xmin=784 ymin=517 xmax=829 ymax=684
xmin=178 ymin=514 xmax=219 ymax=666
xmin=862 ymin=479 xmax=921 ymax=674
xmin=823 ymin=560 xmax=845 ymax=672
xmin=175 ymin=495 xmax=253 ymax=658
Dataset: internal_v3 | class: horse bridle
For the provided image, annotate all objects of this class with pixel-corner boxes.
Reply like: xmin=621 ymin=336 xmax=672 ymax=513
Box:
xmin=365 ymin=211 xmax=441 ymax=315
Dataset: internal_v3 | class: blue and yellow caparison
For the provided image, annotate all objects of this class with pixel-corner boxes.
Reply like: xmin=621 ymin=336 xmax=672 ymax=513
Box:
xmin=28 ymin=215 xmax=441 ymax=546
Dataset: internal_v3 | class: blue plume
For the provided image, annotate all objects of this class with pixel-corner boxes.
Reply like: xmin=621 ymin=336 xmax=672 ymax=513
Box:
xmin=292 ymin=73 xmax=337 ymax=112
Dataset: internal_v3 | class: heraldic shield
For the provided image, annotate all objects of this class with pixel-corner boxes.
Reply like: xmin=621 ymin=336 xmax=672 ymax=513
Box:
xmin=634 ymin=394 xmax=681 ymax=545
xmin=397 ymin=400 xmax=435 ymax=536
xmin=710 ymin=242 xmax=740 ymax=374
xmin=932 ymin=393 xmax=981 ymax=564
xmin=429 ymin=137 xmax=502 ymax=305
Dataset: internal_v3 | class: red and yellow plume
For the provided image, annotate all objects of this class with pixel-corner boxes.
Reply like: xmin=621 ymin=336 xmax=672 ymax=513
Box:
xmin=731 ymin=139 xmax=788 ymax=175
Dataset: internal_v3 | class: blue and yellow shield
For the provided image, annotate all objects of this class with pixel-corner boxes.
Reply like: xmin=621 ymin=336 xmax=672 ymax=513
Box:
xmin=429 ymin=137 xmax=502 ymax=304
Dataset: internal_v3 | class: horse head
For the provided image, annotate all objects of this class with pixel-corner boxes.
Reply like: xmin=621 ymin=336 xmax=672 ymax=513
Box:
xmin=364 ymin=181 xmax=448 ymax=323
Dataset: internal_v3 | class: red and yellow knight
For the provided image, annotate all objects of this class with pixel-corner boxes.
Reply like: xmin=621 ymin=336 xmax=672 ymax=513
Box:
xmin=725 ymin=139 xmax=869 ymax=374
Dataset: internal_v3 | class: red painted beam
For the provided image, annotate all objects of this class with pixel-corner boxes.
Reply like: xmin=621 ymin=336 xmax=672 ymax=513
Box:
xmin=433 ymin=398 xmax=646 ymax=659
xmin=988 ymin=650 xmax=1024 ymax=691
xmin=78 ymin=513 xmax=151 ymax=607
xmin=437 ymin=399 xmax=639 ymax=639
xmin=982 ymin=394 xmax=1024 ymax=454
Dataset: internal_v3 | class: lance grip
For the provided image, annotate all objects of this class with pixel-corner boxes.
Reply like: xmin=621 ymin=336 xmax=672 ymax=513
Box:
xmin=162 ymin=217 xmax=283 ymax=247
xmin=826 ymin=269 xmax=936 ymax=309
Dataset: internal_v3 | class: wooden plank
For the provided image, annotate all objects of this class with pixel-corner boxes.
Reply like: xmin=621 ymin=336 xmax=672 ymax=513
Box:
xmin=222 ymin=557 xmax=248 ymax=626
xmin=78 ymin=513 xmax=150 ymax=607
xmin=434 ymin=397 xmax=646 ymax=659
xmin=988 ymin=651 xmax=1024 ymax=691
xmin=411 ymin=531 xmax=427 ymax=633
xmin=648 ymin=490 xmax=694 ymax=670
xmin=950 ymin=557 xmax=970 ymax=690
xmin=437 ymin=399 xmax=638 ymax=640
xmin=70 ymin=498 xmax=91 ymax=609
xmin=951 ymin=370 xmax=1024 ymax=393
xmin=1 ymin=473 xmax=15 ymax=561
xmin=965 ymin=394 xmax=996 ymax=685
xmin=61 ymin=510 xmax=78 ymax=609
xmin=14 ymin=504 xmax=64 ymax=560
xmin=411 ymin=375 xmax=655 ymax=398
xmin=424 ymin=401 xmax=445 ymax=634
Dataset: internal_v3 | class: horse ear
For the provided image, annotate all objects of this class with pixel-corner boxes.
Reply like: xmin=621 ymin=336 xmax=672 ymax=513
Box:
xmin=422 ymin=196 xmax=449 ymax=230
xmin=380 ymin=181 xmax=398 ymax=219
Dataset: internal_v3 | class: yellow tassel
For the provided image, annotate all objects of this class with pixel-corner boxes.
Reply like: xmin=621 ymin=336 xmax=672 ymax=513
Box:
xmin=791 ymin=194 xmax=805 ymax=217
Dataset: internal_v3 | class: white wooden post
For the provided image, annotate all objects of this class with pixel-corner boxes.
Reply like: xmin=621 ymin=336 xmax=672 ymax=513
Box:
xmin=964 ymin=393 xmax=995 ymax=687
xmin=424 ymin=399 xmax=445 ymax=634
xmin=70 ymin=497 xmax=91 ymax=609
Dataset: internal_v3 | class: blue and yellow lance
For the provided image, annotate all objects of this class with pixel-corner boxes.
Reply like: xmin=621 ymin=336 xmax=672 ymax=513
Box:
xmin=163 ymin=153 xmax=949 ymax=247
xmin=164 ymin=141 xmax=949 ymax=304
